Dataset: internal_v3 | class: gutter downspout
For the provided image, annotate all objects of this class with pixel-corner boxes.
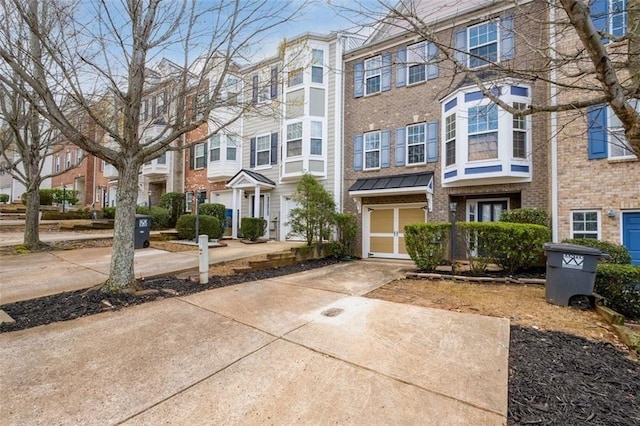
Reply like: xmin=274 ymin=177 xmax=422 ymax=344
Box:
xmin=550 ymin=1 xmax=559 ymax=242
xmin=334 ymin=34 xmax=344 ymax=213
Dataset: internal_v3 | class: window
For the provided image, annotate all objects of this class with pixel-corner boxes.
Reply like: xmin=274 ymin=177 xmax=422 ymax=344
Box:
xmin=209 ymin=135 xmax=221 ymax=162
xmin=310 ymin=121 xmax=323 ymax=155
xmin=468 ymin=104 xmax=498 ymax=161
xmin=364 ymin=131 xmax=381 ymax=169
xmin=157 ymin=152 xmax=166 ymax=165
xmin=610 ymin=0 xmax=627 ymax=36
xmin=66 ymin=152 xmax=72 ymax=169
xmin=571 ymin=211 xmax=599 ymax=239
xmin=225 ymin=76 xmax=239 ymax=106
xmin=256 ymin=134 xmax=271 ymax=166
xmin=154 ymin=92 xmax=166 ymax=116
xmin=227 ymin=135 xmax=238 ymax=161
xmin=407 ymin=123 xmax=426 ymax=164
xmin=288 ymin=68 xmax=303 ymax=87
xmin=364 ymin=56 xmax=381 ymax=95
xmin=55 ymin=156 xmax=60 ymax=172
xmin=76 ymin=148 xmax=83 ymax=165
xmin=407 ymin=42 xmax=426 ymax=84
xmin=140 ymin=100 xmax=148 ymax=121
xmin=512 ymin=102 xmax=527 ymax=159
xmin=312 ymin=49 xmax=323 ymax=84
xmin=195 ymin=143 xmax=206 ymax=168
xmin=185 ymin=191 xmax=193 ymax=213
xmin=286 ymin=122 xmax=303 ymax=157
xmin=258 ymin=86 xmax=270 ymax=103
xmin=252 ymin=75 xmax=259 ymax=104
xmin=590 ymin=0 xmax=627 ymax=38
xmin=192 ymin=94 xmax=208 ymax=122
xmin=609 ymin=106 xmax=636 ymax=159
xmin=445 ymin=114 xmax=456 ymax=166
xmin=468 ymin=21 xmax=498 ymax=68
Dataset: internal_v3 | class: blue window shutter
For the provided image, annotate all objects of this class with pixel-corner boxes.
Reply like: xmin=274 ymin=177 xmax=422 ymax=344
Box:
xmin=354 ymin=134 xmax=363 ymax=171
xmin=500 ymin=14 xmax=515 ymax=61
xmin=381 ymin=53 xmax=392 ymax=92
xmin=395 ymin=127 xmax=406 ymax=166
xmin=587 ymin=105 xmax=608 ymax=159
xmin=454 ymin=29 xmax=467 ymax=65
xmin=381 ymin=130 xmax=391 ymax=168
xmin=270 ymin=66 xmax=278 ymax=99
xmin=270 ymin=132 xmax=278 ymax=165
xmin=250 ymin=137 xmax=256 ymax=168
xmin=590 ymin=0 xmax=609 ymax=42
xmin=189 ymin=145 xmax=195 ymax=170
xmin=354 ymin=61 xmax=364 ymax=98
xmin=396 ymin=47 xmax=407 ymax=87
xmin=427 ymin=42 xmax=439 ymax=79
xmin=203 ymin=143 xmax=208 ymax=167
xmin=426 ymin=121 xmax=438 ymax=163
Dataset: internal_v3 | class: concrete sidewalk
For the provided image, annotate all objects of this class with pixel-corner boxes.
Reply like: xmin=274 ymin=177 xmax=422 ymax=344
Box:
xmin=0 ymin=261 xmax=509 ymax=425
xmin=0 ymin=240 xmax=303 ymax=304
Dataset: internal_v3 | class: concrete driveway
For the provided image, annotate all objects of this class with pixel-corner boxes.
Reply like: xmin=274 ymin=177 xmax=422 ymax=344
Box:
xmin=0 ymin=261 xmax=509 ymax=425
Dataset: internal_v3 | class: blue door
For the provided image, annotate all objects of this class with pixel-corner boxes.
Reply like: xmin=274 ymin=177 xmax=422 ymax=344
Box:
xmin=623 ymin=212 xmax=640 ymax=265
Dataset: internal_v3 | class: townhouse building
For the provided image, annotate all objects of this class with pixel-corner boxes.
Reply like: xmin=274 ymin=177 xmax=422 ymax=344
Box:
xmin=0 ymin=144 xmax=52 ymax=203
xmin=552 ymin=0 xmax=639 ymax=264
xmin=342 ymin=0 xmax=551 ymax=259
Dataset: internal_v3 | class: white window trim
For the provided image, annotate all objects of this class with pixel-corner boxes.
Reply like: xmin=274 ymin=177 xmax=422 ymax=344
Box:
xmin=185 ymin=191 xmax=193 ymax=213
xmin=255 ymin=133 xmax=272 ymax=168
xmin=364 ymin=131 xmax=381 ymax=170
xmin=286 ymin=121 xmax=303 ymax=159
xmin=608 ymin=104 xmax=637 ymax=160
xmin=406 ymin=41 xmax=427 ymax=85
xmin=512 ymin=102 xmax=529 ymax=159
xmin=311 ymin=48 xmax=324 ymax=85
xmin=406 ymin=122 xmax=427 ymax=165
xmin=310 ymin=120 xmax=323 ymax=157
xmin=364 ymin=56 xmax=382 ymax=96
xmin=209 ymin=135 xmax=221 ymax=162
xmin=445 ymin=113 xmax=456 ymax=167
xmin=55 ymin=156 xmax=60 ymax=172
xmin=194 ymin=142 xmax=206 ymax=169
xmin=467 ymin=103 xmax=499 ymax=162
xmin=467 ymin=20 xmax=500 ymax=69
xmin=570 ymin=210 xmax=601 ymax=240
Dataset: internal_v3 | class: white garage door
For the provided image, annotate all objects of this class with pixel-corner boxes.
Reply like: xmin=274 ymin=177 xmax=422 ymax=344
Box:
xmin=364 ymin=205 xmax=426 ymax=259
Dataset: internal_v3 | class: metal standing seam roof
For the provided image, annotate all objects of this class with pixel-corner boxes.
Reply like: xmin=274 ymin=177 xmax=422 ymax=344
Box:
xmin=227 ymin=169 xmax=276 ymax=186
xmin=348 ymin=172 xmax=434 ymax=192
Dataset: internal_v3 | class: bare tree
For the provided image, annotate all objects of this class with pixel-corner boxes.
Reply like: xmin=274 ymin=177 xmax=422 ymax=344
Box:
xmin=0 ymin=0 xmax=304 ymax=291
xmin=336 ymin=0 xmax=639 ymax=155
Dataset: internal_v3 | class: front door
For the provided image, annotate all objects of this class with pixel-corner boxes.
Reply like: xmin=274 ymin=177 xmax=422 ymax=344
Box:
xmin=282 ymin=197 xmax=304 ymax=241
xmin=623 ymin=212 xmax=640 ymax=265
xmin=469 ymin=200 xmax=508 ymax=257
xmin=366 ymin=205 xmax=426 ymax=259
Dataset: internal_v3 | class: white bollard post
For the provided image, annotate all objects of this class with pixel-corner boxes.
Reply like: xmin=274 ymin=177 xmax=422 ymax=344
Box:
xmin=198 ymin=234 xmax=209 ymax=284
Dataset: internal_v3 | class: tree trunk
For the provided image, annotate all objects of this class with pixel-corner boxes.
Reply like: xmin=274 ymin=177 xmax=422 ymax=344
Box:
xmin=102 ymin=161 xmax=142 ymax=292
xmin=23 ymin=186 xmax=40 ymax=250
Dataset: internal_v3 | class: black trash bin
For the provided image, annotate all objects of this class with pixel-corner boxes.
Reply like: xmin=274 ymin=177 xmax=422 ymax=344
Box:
xmin=135 ymin=214 xmax=151 ymax=249
xmin=543 ymin=242 xmax=609 ymax=308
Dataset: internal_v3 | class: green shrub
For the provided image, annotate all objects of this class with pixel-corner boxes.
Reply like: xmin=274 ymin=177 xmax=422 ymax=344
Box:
xmin=136 ymin=206 xmax=171 ymax=230
xmin=176 ymin=214 xmax=222 ymax=240
xmin=562 ymin=239 xmax=632 ymax=265
xmin=102 ymin=206 xmax=116 ymax=219
xmin=41 ymin=210 xmax=92 ymax=220
xmin=404 ymin=223 xmax=451 ymax=271
xmin=499 ymin=208 xmax=550 ymax=227
xmin=39 ymin=189 xmax=54 ymax=205
xmin=330 ymin=213 xmax=357 ymax=258
xmin=199 ymin=203 xmax=226 ymax=234
xmin=458 ymin=222 xmax=549 ymax=274
xmin=160 ymin=192 xmax=186 ymax=228
xmin=241 ymin=217 xmax=266 ymax=241
xmin=51 ymin=188 xmax=79 ymax=205
xmin=0 ymin=194 xmax=9 ymax=203
xmin=595 ymin=264 xmax=640 ymax=319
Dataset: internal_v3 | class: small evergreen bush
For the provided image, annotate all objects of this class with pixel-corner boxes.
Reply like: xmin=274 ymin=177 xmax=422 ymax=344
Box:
xmin=458 ymin=222 xmax=549 ymax=274
xmin=38 ymin=189 xmax=54 ymax=205
xmin=102 ymin=206 xmax=116 ymax=219
xmin=595 ymin=264 xmax=640 ymax=319
xmin=176 ymin=214 xmax=222 ymax=240
xmin=241 ymin=217 xmax=266 ymax=241
xmin=199 ymin=203 xmax=227 ymax=234
xmin=404 ymin=223 xmax=451 ymax=271
xmin=499 ymin=208 xmax=550 ymax=227
xmin=136 ymin=206 xmax=171 ymax=230
xmin=0 ymin=194 xmax=9 ymax=203
xmin=562 ymin=239 xmax=632 ymax=265
xmin=160 ymin=192 xmax=186 ymax=228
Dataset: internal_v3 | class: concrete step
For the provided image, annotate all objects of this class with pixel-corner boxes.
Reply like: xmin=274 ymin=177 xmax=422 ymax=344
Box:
xmin=0 ymin=213 xmax=26 ymax=220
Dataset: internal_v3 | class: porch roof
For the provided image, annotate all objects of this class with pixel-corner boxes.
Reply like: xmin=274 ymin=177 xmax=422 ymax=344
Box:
xmin=348 ymin=172 xmax=434 ymax=196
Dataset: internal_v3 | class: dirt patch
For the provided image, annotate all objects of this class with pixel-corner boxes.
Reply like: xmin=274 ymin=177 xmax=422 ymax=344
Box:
xmin=366 ymin=279 xmax=627 ymax=351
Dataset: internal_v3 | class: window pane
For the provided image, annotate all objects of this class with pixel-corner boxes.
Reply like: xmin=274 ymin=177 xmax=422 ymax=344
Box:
xmin=408 ymin=144 xmax=425 ymax=164
xmin=468 ymin=132 xmax=498 ymax=161
xmin=408 ymin=64 xmax=425 ymax=84
xmin=157 ymin=153 xmax=166 ymax=164
xmin=311 ymin=121 xmax=322 ymax=138
xmin=312 ymin=66 xmax=323 ymax=83
xmin=257 ymin=136 xmax=270 ymax=150
xmin=365 ymin=56 xmax=381 ymax=76
xmin=365 ymin=133 xmax=380 ymax=150
xmin=288 ymin=68 xmax=303 ymax=86
xmin=311 ymin=138 xmax=322 ymax=155
xmin=287 ymin=122 xmax=302 ymax=140
xmin=513 ymin=131 xmax=526 ymax=158
xmin=257 ymin=151 xmax=270 ymax=166
xmin=227 ymin=147 xmax=236 ymax=161
xmin=312 ymin=49 xmax=323 ymax=65
xmin=365 ymin=151 xmax=380 ymax=169
xmin=446 ymin=114 xmax=456 ymax=140
xmin=287 ymin=140 xmax=302 ymax=156
xmin=445 ymin=140 xmax=456 ymax=166
xmin=366 ymin=76 xmax=380 ymax=94
xmin=585 ymin=212 xmax=597 ymax=221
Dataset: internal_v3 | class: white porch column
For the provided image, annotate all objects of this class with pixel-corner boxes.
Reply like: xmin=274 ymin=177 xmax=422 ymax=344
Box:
xmin=253 ymin=186 xmax=261 ymax=217
xmin=231 ymin=188 xmax=239 ymax=239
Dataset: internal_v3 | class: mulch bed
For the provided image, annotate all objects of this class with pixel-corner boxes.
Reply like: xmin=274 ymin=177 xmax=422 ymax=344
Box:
xmin=509 ymin=326 xmax=639 ymax=425
xmin=1 ymin=260 xmax=638 ymax=424
xmin=0 ymin=258 xmax=338 ymax=333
